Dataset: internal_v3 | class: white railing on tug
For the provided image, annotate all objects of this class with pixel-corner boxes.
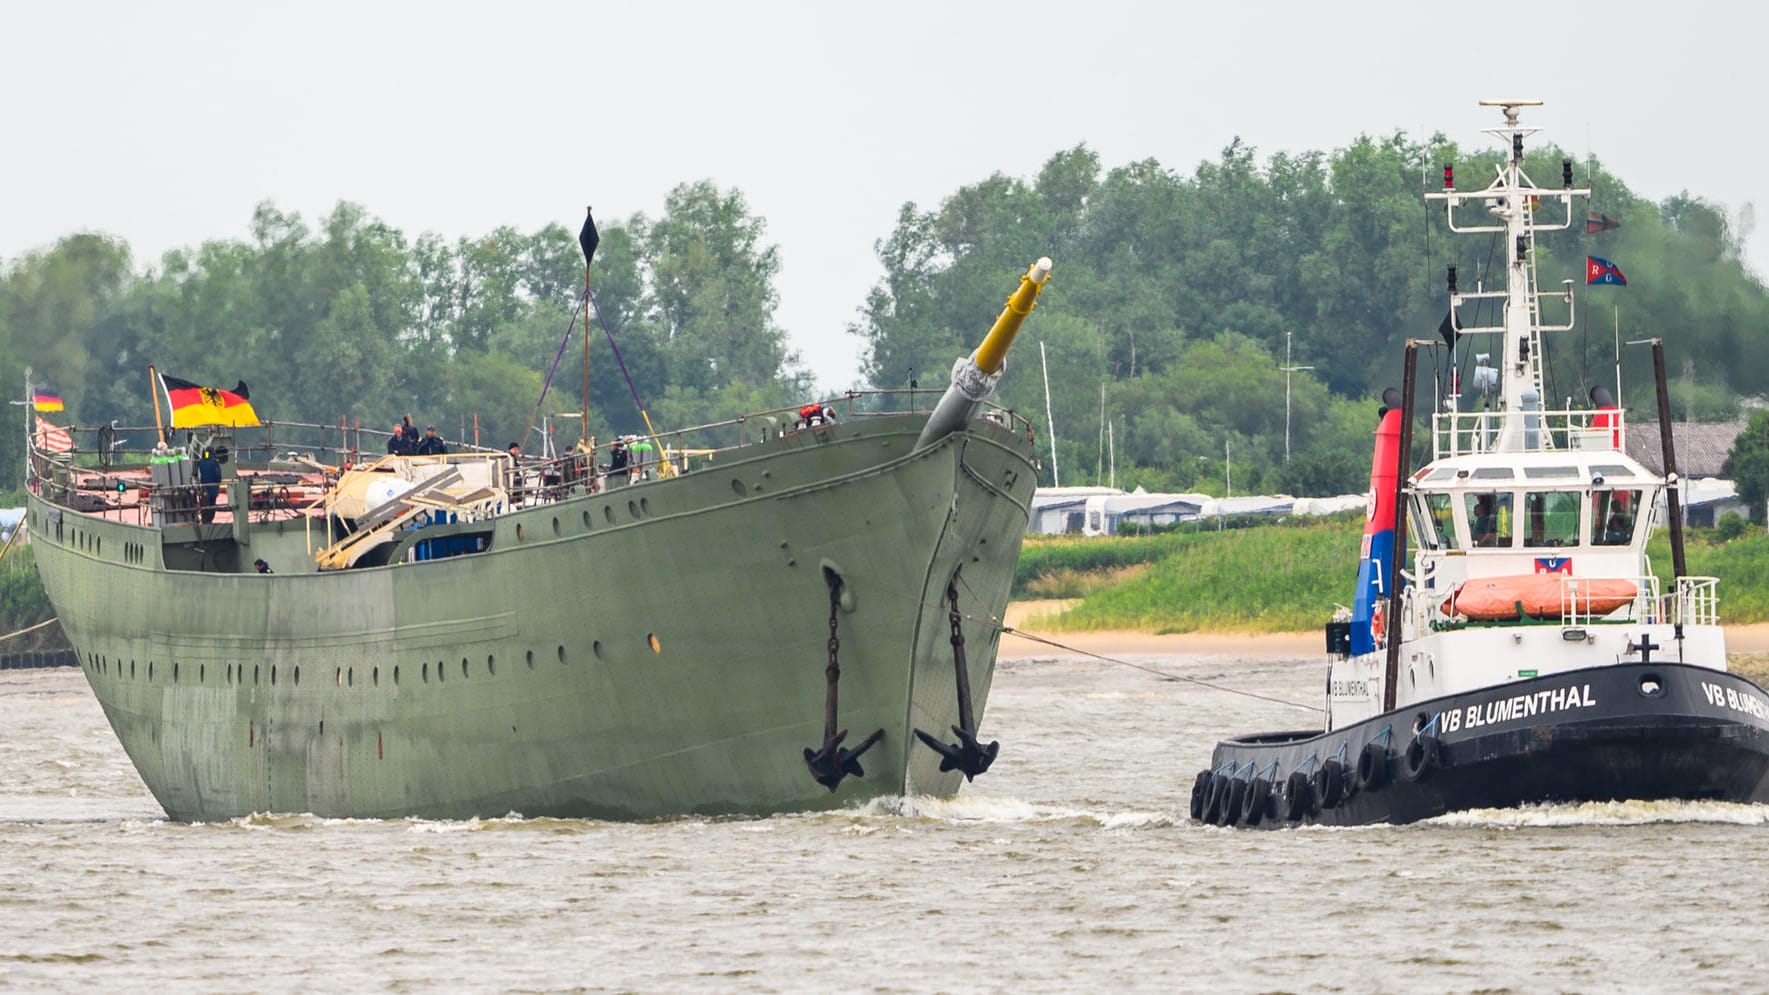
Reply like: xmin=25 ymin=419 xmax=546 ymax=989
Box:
xmin=1672 ymin=576 xmax=1721 ymax=627
xmin=1431 ymin=408 xmax=1626 ymax=458
xmin=1556 ymin=574 xmax=1661 ymax=627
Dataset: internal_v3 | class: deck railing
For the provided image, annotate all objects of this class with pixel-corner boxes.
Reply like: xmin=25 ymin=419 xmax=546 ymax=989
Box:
xmin=1431 ymin=408 xmax=1625 ymax=458
xmin=25 ymin=390 xmax=1036 ymax=521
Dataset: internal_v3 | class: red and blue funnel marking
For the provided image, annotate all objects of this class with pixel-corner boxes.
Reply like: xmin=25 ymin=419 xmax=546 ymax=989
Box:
xmin=1351 ymin=400 xmax=1403 ymax=656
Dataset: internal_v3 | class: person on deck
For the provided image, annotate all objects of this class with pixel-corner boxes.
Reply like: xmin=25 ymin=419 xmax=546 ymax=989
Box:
xmin=416 ymin=425 xmax=448 ymax=456
xmin=607 ymin=437 xmax=630 ymax=483
xmin=388 ymin=424 xmax=416 ymax=456
xmin=195 ymin=447 xmax=223 ymax=524
xmin=507 ymin=443 xmax=526 ymax=505
xmin=253 ymin=558 xmax=273 ymax=574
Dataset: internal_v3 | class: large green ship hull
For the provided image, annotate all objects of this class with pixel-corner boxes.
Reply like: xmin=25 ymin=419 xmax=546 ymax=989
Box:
xmin=28 ymin=416 xmax=1035 ymax=820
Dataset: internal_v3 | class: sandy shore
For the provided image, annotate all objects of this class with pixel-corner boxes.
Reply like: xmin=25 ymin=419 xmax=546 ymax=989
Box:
xmin=998 ymin=600 xmax=1769 ymax=660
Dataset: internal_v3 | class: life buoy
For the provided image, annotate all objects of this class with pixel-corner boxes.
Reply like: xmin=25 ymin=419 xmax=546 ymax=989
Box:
xmin=1190 ymin=771 xmax=1211 ymax=821
xmin=1402 ymin=735 xmax=1441 ymax=783
xmin=1314 ymin=760 xmax=1347 ymax=808
xmin=1357 ymin=741 xmax=1391 ymax=791
xmin=1370 ymin=601 xmax=1386 ymax=646
xmin=1281 ymin=770 xmax=1315 ymax=822
xmin=1241 ymin=777 xmax=1272 ymax=827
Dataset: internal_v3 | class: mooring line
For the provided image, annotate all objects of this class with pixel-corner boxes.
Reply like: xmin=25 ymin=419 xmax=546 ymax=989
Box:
xmin=996 ymin=626 xmax=1323 ymax=713
xmin=848 ymin=573 xmax=1322 ymax=713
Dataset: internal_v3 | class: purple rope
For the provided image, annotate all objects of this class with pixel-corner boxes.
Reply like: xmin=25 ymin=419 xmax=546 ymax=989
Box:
xmin=587 ymin=290 xmax=649 ymax=416
xmin=522 ymin=293 xmax=589 ymax=447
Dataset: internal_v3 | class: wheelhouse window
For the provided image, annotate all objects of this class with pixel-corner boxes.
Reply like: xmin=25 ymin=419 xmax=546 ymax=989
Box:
xmin=1592 ymin=489 xmax=1644 ymax=545
xmin=1522 ymin=491 xmax=1581 ymax=547
xmin=1466 ymin=492 xmax=1511 ymax=547
xmin=1420 ymin=493 xmax=1460 ymax=550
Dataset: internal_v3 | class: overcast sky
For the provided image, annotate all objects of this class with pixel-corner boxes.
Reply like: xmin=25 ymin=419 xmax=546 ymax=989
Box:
xmin=4 ymin=1 xmax=1762 ymax=390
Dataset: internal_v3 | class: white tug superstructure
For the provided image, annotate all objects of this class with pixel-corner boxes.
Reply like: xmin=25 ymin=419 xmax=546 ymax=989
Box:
xmin=1328 ymin=98 xmax=1722 ymax=731
xmin=1191 ymin=101 xmax=1768 ymax=828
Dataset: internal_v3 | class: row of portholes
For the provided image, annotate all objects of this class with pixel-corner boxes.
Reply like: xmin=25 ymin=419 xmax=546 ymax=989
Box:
xmin=62 ymin=525 xmax=101 ymax=557
xmin=85 ymin=636 xmax=659 ymax=687
xmin=123 ymin=541 xmax=146 ymax=565
xmin=515 ymin=499 xmax=656 ymax=545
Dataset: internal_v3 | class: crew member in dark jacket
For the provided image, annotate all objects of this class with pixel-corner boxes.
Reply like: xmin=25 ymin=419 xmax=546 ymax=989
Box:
xmin=416 ymin=425 xmax=448 ymax=456
xmin=195 ymin=447 xmax=223 ymax=523
xmin=388 ymin=423 xmax=417 ymax=456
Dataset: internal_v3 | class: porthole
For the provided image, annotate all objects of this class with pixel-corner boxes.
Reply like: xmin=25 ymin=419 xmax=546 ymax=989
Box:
xmin=581 ymin=510 xmax=592 ymax=529
xmin=199 ymin=663 xmax=205 ymax=683
xmin=557 ymin=645 xmax=567 ymax=664
xmin=293 ymin=666 xmax=300 ymax=687
xmin=516 ymin=524 xmax=526 ymax=542
xmin=603 ymin=505 xmax=614 ymax=524
xmin=1638 ymin=674 xmax=1665 ymax=698
xmin=227 ymin=663 xmax=233 ymax=683
xmin=373 ymin=666 xmax=380 ymax=686
xmin=731 ymin=479 xmax=748 ymax=496
xmin=628 ymin=500 xmax=640 ymax=519
xmin=525 ymin=649 xmax=534 ymax=669
xmin=640 ymin=497 xmax=651 ymax=515
xmin=592 ymin=640 xmax=603 ymax=659
xmin=647 ymin=633 xmax=661 ymax=654
xmin=422 ymin=663 xmax=429 ymax=683
xmin=254 ymin=665 xmax=259 ymax=685
xmin=552 ymin=516 xmax=561 ymax=536
xmin=393 ymin=665 xmax=400 ymax=685
xmin=461 ymin=657 xmax=470 ymax=679
xmin=336 ymin=667 xmax=343 ymax=687
xmin=172 ymin=662 xmax=178 ymax=683
xmin=271 ymin=665 xmax=277 ymax=685
xmin=437 ymin=660 xmax=445 ymax=683
xmin=487 ymin=654 xmax=496 ymax=676
xmin=148 ymin=661 xmax=155 ymax=681
xmin=348 ymin=667 xmax=354 ymax=687
xmin=131 ymin=661 xmax=136 ymax=678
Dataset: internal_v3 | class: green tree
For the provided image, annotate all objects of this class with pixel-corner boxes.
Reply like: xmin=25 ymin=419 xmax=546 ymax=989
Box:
xmin=1723 ymin=410 xmax=1769 ymax=519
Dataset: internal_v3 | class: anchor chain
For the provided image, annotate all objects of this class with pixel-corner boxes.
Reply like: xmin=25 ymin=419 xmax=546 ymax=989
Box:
xmin=803 ymin=571 xmax=884 ymax=791
xmin=913 ymin=573 xmax=1000 ymax=781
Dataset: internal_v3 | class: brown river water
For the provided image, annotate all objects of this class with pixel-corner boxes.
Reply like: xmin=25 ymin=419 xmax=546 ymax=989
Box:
xmin=4 ymin=648 xmax=1767 ymax=992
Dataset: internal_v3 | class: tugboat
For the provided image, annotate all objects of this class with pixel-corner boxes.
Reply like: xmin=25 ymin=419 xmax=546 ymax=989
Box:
xmin=1189 ymin=100 xmax=1769 ymax=827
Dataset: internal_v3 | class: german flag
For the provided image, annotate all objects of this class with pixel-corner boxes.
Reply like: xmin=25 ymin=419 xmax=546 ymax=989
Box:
xmin=159 ymin=373 xmax=260 ymax=428
xmin=31 ymin=387 xmax=64 ymax=413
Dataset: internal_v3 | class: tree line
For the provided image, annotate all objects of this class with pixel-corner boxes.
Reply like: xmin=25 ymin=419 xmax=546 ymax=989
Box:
xmin=4 ymin=130 xmax=1764 ymax=506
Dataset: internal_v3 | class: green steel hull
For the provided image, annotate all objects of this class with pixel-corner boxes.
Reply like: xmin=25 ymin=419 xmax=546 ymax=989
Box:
xmin=28 ymin=417 xmax=1035 ymax=820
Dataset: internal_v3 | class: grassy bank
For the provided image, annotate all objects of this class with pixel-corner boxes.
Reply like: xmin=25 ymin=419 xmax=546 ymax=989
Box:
xmin=1019 ymin=518 xmax=1769 ymax=633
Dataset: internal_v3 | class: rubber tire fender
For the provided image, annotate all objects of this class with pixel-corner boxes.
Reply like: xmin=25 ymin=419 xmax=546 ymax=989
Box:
xmin=1314 ymin=759 xmax=1347 ymax=809
xmin=1281 ymin=770 xmax=1314 ymax=822
xmin=1240 ymin=777 xmax=1272 ymax=827
xmin=1203 ymin=773 xmax=1230 ymax=824
xmin=1190 ymin=771 xmax=1211 ymax=821
xmin=1357 ymin=741 xmax=1391 ymax=792
xmin=1402 ymin=735 xmax=1441 ymax=783
xmin=1221 ymin=778 xmax=1248 ymax=826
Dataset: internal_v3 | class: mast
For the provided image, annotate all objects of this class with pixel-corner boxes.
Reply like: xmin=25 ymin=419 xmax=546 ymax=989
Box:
xmin=1426 ymin=99 xmax=1586 ymax=452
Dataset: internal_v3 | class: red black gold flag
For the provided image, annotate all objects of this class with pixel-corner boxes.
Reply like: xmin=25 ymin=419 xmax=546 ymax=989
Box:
xmin=159 ymin=373 xmax=260 ymax=428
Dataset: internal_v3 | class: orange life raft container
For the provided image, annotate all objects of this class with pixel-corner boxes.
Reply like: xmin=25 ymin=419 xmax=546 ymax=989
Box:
xmin=1444 ymin=574 xmax=1638 ymax=621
